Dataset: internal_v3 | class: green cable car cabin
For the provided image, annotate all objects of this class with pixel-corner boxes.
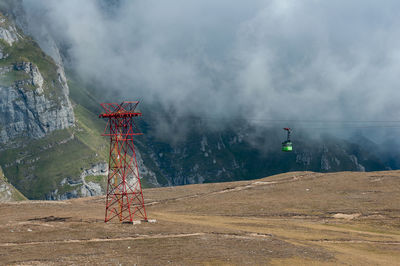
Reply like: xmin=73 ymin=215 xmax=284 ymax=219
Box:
xmin=282 ymin=140 xmax=293 ymax=152
xmin=282 ymin=128 xmax=293 ymax=152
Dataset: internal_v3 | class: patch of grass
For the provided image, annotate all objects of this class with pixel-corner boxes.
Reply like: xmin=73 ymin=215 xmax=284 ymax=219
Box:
xmin=74 ymin=104 xmax=108 ymax=159
xmin=85 ymin=175 xmax=105 ymax=183
xmin=0 ymin=69 xmax=30 ymax=86
xmin=10 ymin=186 xmax=27 ymax=201
xmin=68 ymin=77 xmax=103 ymax=115
xmin=57 ymin=183 xmax=76 ymax=196
xmin=0 ymin=35 xmax=63 ymax=101
xmin=0 ymin=166 xmax=27 ymax=201
xmin=1 ymin=37 xmax=58 ymax=79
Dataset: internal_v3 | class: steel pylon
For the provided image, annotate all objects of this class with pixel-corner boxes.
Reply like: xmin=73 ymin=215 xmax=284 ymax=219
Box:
xmin=99 ymin=101 xmax=147 ymax=223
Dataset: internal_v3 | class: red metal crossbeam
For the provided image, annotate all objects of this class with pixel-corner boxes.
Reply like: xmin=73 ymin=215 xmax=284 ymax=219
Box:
xmin=100 ymin=101 xmax=147 ymax=223
xmin=99 ymin=101 xmax=140 ymax=116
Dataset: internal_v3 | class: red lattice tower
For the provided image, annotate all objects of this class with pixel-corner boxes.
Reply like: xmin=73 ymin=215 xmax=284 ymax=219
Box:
xmin=99 ymin=101 xmax=147 ymax=223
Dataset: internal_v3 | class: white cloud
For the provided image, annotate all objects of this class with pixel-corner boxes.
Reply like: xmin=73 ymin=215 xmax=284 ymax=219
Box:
xmin=21 ymin=0 xmax=400 ymax=138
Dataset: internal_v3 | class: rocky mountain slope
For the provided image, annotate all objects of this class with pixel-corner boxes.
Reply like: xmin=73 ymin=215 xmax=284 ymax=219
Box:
xmin=0 ymin=5 xmax=159 ymax=200
xmin=0 ymin=10 xmax=110 ymax=200
xmin=0 ymin=17 xmax=74 ymax=145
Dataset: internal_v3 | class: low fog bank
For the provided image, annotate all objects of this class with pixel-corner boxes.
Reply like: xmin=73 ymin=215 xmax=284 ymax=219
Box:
xmin=15 ymin=0 xmax=400 ymax=147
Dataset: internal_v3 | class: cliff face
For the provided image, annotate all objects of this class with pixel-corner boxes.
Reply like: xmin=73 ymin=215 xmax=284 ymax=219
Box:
xmin=0 ymin=12 xmax=74 ymax=146
xmin=0 ymin=11 xmax=107 ymax=200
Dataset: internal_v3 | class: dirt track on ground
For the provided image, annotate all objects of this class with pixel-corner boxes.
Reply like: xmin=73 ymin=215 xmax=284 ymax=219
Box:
xmin=1 ymin=171 xmax=400 ymax=265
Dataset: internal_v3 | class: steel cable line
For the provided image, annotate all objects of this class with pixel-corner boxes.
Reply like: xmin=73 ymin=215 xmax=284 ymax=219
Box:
xmin=140 ymin=114 xmax=400 ymax=130
xmin=183 ymin=117 xmax=400 ymax=124
xmin=142 ymin=110 xmax=400 ymax=124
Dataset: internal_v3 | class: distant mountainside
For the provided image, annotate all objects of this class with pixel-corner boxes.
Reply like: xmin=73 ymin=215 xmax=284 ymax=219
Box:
xmin=0 ymin=2 xmax=397 ymax=200
xmin=133 ymin=122 xmax=390 ymax=186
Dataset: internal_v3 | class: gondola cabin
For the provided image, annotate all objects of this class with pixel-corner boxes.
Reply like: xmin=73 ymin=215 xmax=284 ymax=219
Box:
xmin=282 ymin=128 xmax=293 ymax=152
xmin=282 ymin=140 xmax=292 ymax=152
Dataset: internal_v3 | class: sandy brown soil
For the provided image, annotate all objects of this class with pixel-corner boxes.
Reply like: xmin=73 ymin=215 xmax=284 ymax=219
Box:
xmin=1 ymin=171 xmax=400 ymax=265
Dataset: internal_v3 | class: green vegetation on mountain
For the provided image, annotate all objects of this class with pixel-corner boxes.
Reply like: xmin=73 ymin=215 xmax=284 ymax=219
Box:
xmin=0 ymin=12 xmax=63 ymax=99
xmin=0 ymin=102 xmax=108 ymax=199
xmin=0 ymin=166 xmax=27 ymax=201
xmin=0 ymin=10 xmax=112 ymax=199
xmin=0 ymin=73 xmax=109 ymax=199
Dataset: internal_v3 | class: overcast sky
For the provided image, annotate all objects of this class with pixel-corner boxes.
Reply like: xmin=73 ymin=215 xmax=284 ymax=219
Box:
xmin=21 ymin=0 xmax=400 ymax=136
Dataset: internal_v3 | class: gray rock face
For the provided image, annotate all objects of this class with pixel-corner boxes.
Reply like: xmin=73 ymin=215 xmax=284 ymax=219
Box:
xmin=135 ymin=148 xmax=160 ymax=187
xmin=80 ymin=162 xmax=108 ymax=197
xmin=320 ymin=154 xmax=331 ymax=171
xmin=0 ymin=165 xmax=13 ymax=202
xmin=349 ymin=155 xmax=366 ymax=172
xmin=0 ymin=16 xmax=21 ymax=45
xmin=296 ymin=150 xmax=312 ymax=166
xmin=0 ymin=181 xmax=13 ymax=202
xmin=0 ymin=15 xmax=74 ymax=145
xmin=0 ymin=82 xmax=74 ymax=144
xmin=13 ymin=61 xmax=44 ymax=90
xmin=46 ymin=151 xmax=160 ymax=199
xmin=49 ymin=154 xmax=157 ymax=199
xmin=320 ymin=147 xmax=331 ymax=171
xmin=48 ymin=163 xmax=108 ymax=200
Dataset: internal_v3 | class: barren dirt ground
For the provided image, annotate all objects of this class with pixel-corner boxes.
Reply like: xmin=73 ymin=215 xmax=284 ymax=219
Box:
xmin=1 ymin=171 xmax=400 ymax=265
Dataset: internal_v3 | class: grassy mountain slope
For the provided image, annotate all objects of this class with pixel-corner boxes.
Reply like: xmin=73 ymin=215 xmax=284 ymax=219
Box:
xmin=0 ymin=165 xmax=26 ymax=201
xmin=0 ymin=103 xmax=108 ymax=199
xmin=0 ymin=11 xmax=112 ymax=200
xmin=0 ymin=14 xmax=64 ymax=101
